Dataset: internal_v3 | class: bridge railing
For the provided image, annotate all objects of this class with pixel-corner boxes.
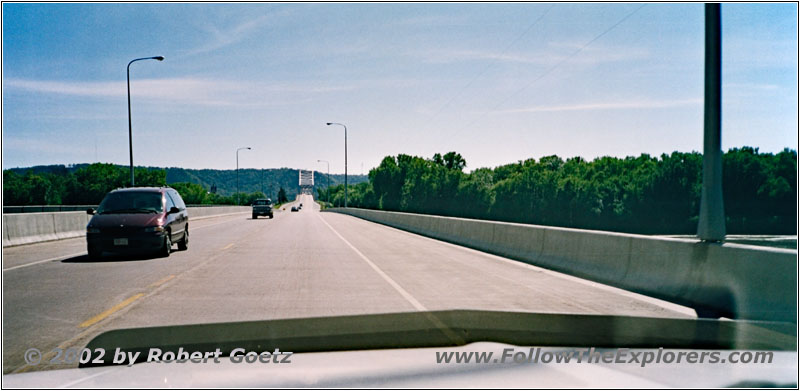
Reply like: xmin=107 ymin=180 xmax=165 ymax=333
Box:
xmin=2 ymin=206 xmax=250 ymax=247
xmin=3 ymin=204 xmax=251 ymax=213
xmin=325 ymin=207 xmax=797 ymax=323
xmin=3 ymin=205 xmax=97 ymax=214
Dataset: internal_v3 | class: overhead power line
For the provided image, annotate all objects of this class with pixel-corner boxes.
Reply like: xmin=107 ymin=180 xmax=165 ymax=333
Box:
xmin=429 ymin=4 xmax=556 ymax=121
xmin=440 ymin=4 xmax=647 ymax=143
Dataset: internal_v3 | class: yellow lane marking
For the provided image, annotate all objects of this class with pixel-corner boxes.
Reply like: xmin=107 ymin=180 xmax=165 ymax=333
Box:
xmin=79 ymin=293 xmax=145 ymax=328
xmin=148 ymin=274 xmax=175 ymax=288
xmin=221 ymin=243 xmax=234 ymax=250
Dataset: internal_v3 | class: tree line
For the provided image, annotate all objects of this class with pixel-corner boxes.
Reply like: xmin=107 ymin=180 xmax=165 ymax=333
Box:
xmin=4 ymin=163 xmax=369 ymax=202
xmin=3 ymin=163 xmax=287 ymax=206
xmin=317 ymin=148 xmax=796 ymax=235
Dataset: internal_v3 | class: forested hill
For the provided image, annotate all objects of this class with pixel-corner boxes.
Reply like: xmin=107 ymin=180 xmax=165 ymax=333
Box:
xmin=4 ymin=164 xmax=366 ymax=201
xmin=163 ymin=167 xmax=365 ymax=197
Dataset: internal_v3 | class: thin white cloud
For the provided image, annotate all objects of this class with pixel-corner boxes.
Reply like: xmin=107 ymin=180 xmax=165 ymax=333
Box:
xmin=725 ymin=38 xmax=798 ymax=70
xmin=494 ymin=98 xmax=702 ymax=114
xmin=723 ymin=82 xmax=780 ymax=91
xmin=5 ymin=79 xmax=124 ymax=97
xmin=186 ymin=7 xmax=292 ymax=56
xmin=419 ymin=44 xmax=650 ymax=66
xmin=390 ymin=13 xmax=471 ymax=27
xmin=4 ymin=78 xmax=355 ymax=107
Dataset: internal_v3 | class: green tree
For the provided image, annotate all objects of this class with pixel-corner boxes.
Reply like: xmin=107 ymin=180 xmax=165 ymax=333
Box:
xmin=171 ymin=182 xmax=209 ymax=204
xmin=277 ymin=187 xmax=288 ymax=203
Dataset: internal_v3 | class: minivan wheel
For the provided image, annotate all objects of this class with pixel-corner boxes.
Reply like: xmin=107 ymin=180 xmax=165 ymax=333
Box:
xmin=178 ymin=229 xmax=189 ymax=251
xmin=160 ymin=234 xmax=171 ymax=257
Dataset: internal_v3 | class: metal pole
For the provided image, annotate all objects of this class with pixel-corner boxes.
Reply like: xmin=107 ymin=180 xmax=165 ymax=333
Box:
xmin=127 ymin=62 xmax=134 ymax=187
xmin=327 ymin=163 xmax=330 ymax=205
xmin=326 ymin=123 xmax=348 ymax=207
xmin=344 ymin=125 xmax=348 ymax=208
xmin=236 ymin=147 xmax=251 ymax=206
xmin=236 ymin=150 xmax=240 ymax=206
xmin=126 ymin=56 xmax=163 ymax=188
xmin=317 ymin=160 xmax=330 ymax=205
xmin=697 ymin=3 xmax=726 ymax=241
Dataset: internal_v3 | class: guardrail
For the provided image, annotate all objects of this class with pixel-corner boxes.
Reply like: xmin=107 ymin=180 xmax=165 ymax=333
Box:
xmin=2 ymin=206 xmax=250 ymax=247
xmin=2 ymin=205 xmax=97 ymax=214
xmin=2 ymin=204 xmax=250 ymax=214
xmin=324 ymin=208 xmax=797 ymax=322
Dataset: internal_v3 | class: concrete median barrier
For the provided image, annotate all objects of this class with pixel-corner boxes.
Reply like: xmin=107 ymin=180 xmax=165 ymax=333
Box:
xmin=2 ymin=206 xmax=250 ymax=247
xmin=53 ymin=212 xmax=91 ymax=240
xmin=186 ymin=206 xmax=250 ymax=219
xmin=324 ymin=208 xmax=797 ymax=322
xmin=3 ymin=213 xmax=60 ymax=247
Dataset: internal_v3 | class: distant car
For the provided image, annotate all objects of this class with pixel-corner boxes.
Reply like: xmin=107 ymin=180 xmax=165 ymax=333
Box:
xmin=251 ymin=198 xmax=273 ymax=219
xmin=85 ymin=187 xmax=189 ymax=259
xmin=291 ymin=206 xmax=298 ymax=212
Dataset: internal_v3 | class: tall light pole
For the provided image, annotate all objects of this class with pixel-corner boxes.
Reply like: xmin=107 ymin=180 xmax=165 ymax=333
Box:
xmin=236 ymin=147 xmax=251 ymax=206
xmin=127 ymin=55 xmax=164 ymax=187
xmin=326 ymin=122 xmax=347 ymax=207
xmin=317 ymin=159 xmax=330 ymax=205
xmin=697 ymin=3 xmax=726 ymax=241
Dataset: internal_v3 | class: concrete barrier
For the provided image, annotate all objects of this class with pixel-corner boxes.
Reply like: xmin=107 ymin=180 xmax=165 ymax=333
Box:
xmin=3 ymin=205 xmax=96 ymax=214
xmin=2 ymin=206 xmax=250 ymax=247
xmin=3 ymin=213 xmax=60 ymax=246
xmin=186 ymin=206 xmax=250 ymax=219
xmin=53 ymin=212 xmax=91 ymax=240
xmin=325 ymin=208 xmax=797 ymax=322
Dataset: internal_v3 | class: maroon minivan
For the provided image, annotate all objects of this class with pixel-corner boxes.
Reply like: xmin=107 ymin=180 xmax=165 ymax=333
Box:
xmin=86 ymin=187 xmax=188 ymax=258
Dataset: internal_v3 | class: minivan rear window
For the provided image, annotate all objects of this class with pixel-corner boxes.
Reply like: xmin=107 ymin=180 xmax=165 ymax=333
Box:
xmin=97 ymin=192 xmax=164 ymax=214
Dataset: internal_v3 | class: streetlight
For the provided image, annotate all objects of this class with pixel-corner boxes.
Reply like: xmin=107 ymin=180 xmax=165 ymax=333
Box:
xmin=697 ymin=3 xmax=726 ymax=241
xmin=127 ymin=55 xmax=164 ymax=187
xmin=236 ymin=147 xmax=252 ymax=206
xmin=317 ymin=159 xmax=330 ymax=205
xmin=326 ymin=122 xmax=347 ymax=207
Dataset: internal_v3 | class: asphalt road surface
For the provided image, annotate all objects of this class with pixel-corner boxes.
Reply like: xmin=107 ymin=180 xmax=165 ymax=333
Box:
xmin=2 ymin=195 xmax=694 ymax=373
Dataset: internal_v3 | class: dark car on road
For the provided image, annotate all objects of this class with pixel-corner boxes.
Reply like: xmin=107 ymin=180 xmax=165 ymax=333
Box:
xmin=251 ymin=198 xmax=273 ymax=219
xmin=291 ymin=206 xmax=298 ymax=212
xmin=86 ymin=187 xmax=189 ymax=259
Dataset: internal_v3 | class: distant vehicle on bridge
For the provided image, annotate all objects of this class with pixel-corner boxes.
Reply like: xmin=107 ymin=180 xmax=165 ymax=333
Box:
xmin=251 ymin=198 xmax=274 ymax=219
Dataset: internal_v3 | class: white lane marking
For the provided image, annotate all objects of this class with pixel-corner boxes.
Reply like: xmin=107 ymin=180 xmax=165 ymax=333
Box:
xmin=3 ymin=252 xmax=85 ymax=272
xmin=325 ymin=212 xmax=697 ymax=317
xmin=317 ymin=214 xmax=427 ymax=311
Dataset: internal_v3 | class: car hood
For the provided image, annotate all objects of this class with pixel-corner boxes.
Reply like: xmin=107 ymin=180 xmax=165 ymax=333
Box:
xmin=88 ymin=213 xmax=163 ymax=228
xmin=2 ymin=310 xmax=796 ymax=388
xmin=4 ymin=342 xmax=797 ymax=388
xmin=77 ymin=310 xmax=797 ymax=370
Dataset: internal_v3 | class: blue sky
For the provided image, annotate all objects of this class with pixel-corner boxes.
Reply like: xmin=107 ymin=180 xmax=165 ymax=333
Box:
xmin=2 ymin=3 xmax=797 ymax=173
